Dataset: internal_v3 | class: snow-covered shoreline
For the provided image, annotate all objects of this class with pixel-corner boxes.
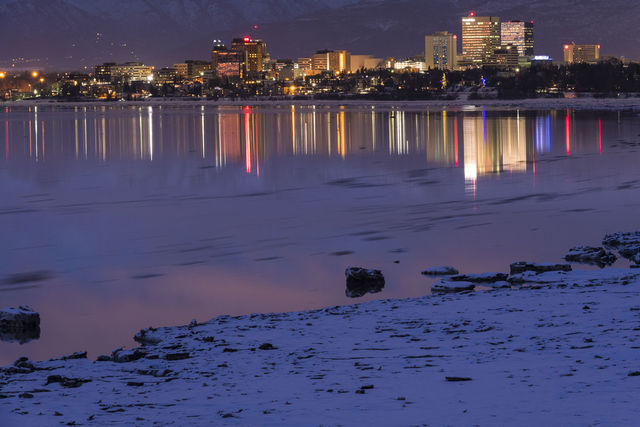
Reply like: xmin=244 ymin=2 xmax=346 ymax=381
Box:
xmin=4 ymin=96 xmax=640 ymax=112
xmin=2 ymin=266 xmax=640 ymax=426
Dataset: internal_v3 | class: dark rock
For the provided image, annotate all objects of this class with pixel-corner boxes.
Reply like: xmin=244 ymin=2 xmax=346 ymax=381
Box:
xmin=62 ymin=351 xmax=87 ymax=360
xmin=510 ymin=262 xmax=572 ymax=275
xmin=127 ymin=382 xmax=144 ymax=387
xmin=628 ymin=371 xmax=640 ymax=377
xmin=565 ymin=246 xmax=617 ymax=266
xmin=449 ymin=273 xmax=508 ymax=283
xmin=445 ymin=376 xmax=472 ymax=382
xmin=134 ymin=327 xmax=163 ymax=345
xmin=0 ymin=306 xmax=40 ymax=344
xmin=421 ymin=266 xmax=459 ymax=276
xmin=164 ymin=352 xmax=190 ymax=361
xmin=258 ymin=343 xmax=277 ymax=350
xmin=111 ymin=348 xmax=147 ymax=363
xmin=345 ymin=267 xmax=385 ymax=298
xmin=432 ymin=280 xmax=475 ymax=293
xmin=96 ymin=355 xmax=112 ymax=362
xmin=19 ymin=392 xmax=34 ymax=398
xmin=603 ymin=231 xmax=640 ymax=259
xmin=46 ymin=375 xmax=91 ymax=388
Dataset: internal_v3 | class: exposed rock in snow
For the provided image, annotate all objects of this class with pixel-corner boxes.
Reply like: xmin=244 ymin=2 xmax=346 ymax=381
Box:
xmin=449 ymin=273 xmax=508 ymax=283
xmin=564 ymin=246 xmax=617 ymax=266
xmin=431 ymin=280 xmax=475 ymax=293
xmin=345 ymin=267 xmax=385 ymax=298
xmin=134 ymin=327 xmax=164 ymax=345
xmin=508 ymin=268 xmax=640 ymax=286
xmin=421 ymin=266 xmax=459 ymax=276
xmin=0 ymin=306 xmax=40 ymax=344
xmin=603 ymin=231 xmax=640 ymax=259
xmin=509 ymin=262 xmax=572 ymax=275
xmin=489 ymin=281 xmax=511 ymax=289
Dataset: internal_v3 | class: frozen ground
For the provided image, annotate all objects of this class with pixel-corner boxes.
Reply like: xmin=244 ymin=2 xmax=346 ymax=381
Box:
xmin=2 ymin=267 xmax=640 ymax=426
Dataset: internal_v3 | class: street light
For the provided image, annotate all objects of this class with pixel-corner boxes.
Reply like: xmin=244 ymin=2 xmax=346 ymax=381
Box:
xmin=31 ymin=71 xmax=39 ymax=78
xmin=0 ymin=72 xmax=5 ymax=79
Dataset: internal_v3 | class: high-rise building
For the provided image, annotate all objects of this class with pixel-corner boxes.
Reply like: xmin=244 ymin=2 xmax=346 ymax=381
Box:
xmin=501 ymin=21 xmax=534 ymax=57
xmin=154 ymin=68 xmax=177 ymax=85
xmin=173 ymin=63 xmax=189 ymax=79
xmin=461 ymin=13 xmax=500 ymax=66
xmin=231 ymin=37 xmax=267 ymax=74
xmin=487 ymin=45 xmax=520 ymax=69
xmin=564 ymin=43 xmax=600 ymax=64
xmin=94 ymin=62 xmax=116 ymax=84
xmin=215 ymin=51 xmax=245 ymax=78
xmin=425 ymin=31 xmax=457 ymax=70
xmin=311 ymin=50 xmax=351 ymax=73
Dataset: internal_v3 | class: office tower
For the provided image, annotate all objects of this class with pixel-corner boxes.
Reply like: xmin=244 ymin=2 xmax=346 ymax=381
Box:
xmin=563 ymin=43 xmax=600 ymax=64
xmin=154 ymin=68 xmax=177 ymax=85
xmin=461 ymin=13 xmax=500 ymax=65
xmin=501 ymin=21 xmax=534 ymax=57
xmin=311 ymin=50 xmax=351 ymax=73
xmin=425 ymin=31 xmax=457 ymax=70
xmin=231 ymin=37 xmax=267 ymax=74
xmin=215 ymin=51 xmax=245 ymax=78
xmin=488 ymin=45 xmax=520 ymax=69
xmin=110 ymin=62 xmax=154 ymax=83
xmin=210 ymin=40 xmax=227 ymax=70
xmin=94 ymin=62 xmax=116 ymax=84
xmin=173 ymin=63 xmax=189 ymax=79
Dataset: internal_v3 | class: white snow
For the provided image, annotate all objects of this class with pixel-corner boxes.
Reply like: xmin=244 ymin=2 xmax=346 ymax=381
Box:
xmin=431 ymin=279 xmax=475 ymax=293
xmin=3 ymin=269 xmax=639 ymax=425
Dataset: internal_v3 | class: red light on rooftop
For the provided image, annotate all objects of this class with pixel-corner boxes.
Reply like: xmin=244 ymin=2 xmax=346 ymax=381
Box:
xmin=243 ymin=37 xmax=250 ymax=42
xmin=453 ymin=35 xmax=457 ymax=39
xmin=564 ymin=45 xmax=570 ymax=50
xmin=469 ymin=11 xmax=475 ymax=16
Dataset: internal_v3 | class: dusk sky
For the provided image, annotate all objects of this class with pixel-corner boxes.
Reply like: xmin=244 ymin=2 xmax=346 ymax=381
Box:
xmin=0 ymin=0 xmax=638 ymax=69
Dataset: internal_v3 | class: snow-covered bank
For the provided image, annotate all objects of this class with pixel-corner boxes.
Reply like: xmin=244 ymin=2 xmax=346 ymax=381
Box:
xmin=5 ymin=96 xmax=640 ymax=112
xmin=2 ymin=268 xmax=640 ymax=426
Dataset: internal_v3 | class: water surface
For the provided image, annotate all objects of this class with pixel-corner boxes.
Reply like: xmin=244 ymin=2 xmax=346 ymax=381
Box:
xmin=1 ymin=104 xmax=639 ymax=364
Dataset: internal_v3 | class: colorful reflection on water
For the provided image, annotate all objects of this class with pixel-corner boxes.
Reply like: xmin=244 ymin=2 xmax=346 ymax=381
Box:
xmin=1 ymin=104 xmax=639 ymax=364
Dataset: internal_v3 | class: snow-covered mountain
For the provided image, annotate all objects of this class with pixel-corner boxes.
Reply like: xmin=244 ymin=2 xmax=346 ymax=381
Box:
xmin=0 ymin=0 xmax=637 ymax=69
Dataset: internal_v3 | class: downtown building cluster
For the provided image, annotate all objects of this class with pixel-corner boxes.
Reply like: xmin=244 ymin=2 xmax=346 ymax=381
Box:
xmin=0 ymin=12 xmax=612 ymax=101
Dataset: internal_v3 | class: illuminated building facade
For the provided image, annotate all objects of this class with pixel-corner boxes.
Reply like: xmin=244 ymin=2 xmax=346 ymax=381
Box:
xmin=94 ymin=62 xmax=116 ymax=84
xmin=231 ymin=37 xmax=267 ymax=74
xmin=425 ymin=31 xmax=457 ymax=70
xmin=215 ymin=51 xmax=245 ymax=78
xmin=154 ymin=67 xmax=177 ymax=85
xmin=173 ymin=63 xmax=188 ymax=79
xmin=461 ymin=14 xmax=500 ymax=66
xmin=110 ymin=62 xmax=154 ymax=83
xmin=564 ymin=43 xmax=600 ymax=64
xmin=311 ymin=50 xmax=351 ymax=73
xmin=501 ymin=21 xmax=534 ymax=57
xmin=488 ymin=45 xmax=520 ymax=69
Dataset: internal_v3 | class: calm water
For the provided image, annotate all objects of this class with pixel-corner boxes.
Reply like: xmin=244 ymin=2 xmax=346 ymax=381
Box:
xmin=1 ymin=104 xmax=640 ymax=364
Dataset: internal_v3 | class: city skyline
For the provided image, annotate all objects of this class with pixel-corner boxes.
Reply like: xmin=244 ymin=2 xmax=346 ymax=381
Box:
xmin=0 ymin=0 xmax=633 ymax=71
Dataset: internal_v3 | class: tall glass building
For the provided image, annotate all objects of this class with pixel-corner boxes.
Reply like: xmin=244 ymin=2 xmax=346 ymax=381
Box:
xmin=461 ymin=14 xmax=501 ymax=66
xmin=501 ymin=21 xmax=534 ymax=57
